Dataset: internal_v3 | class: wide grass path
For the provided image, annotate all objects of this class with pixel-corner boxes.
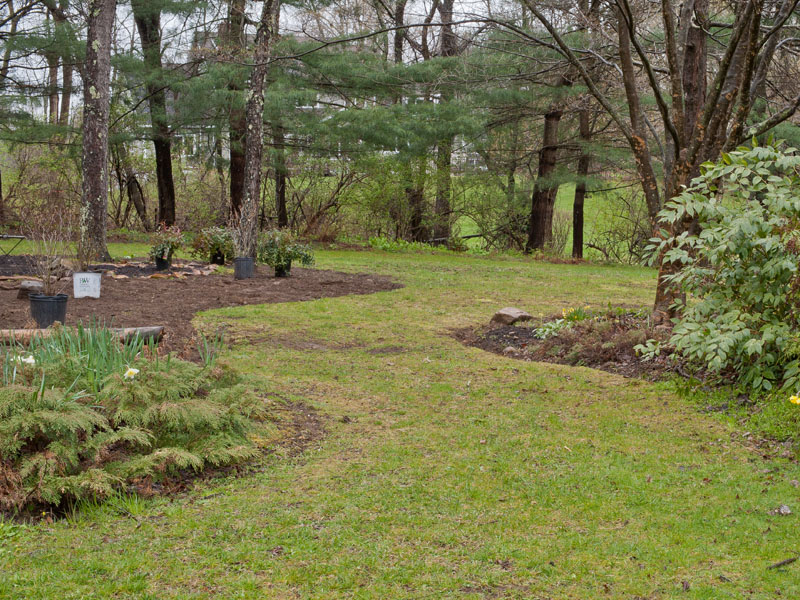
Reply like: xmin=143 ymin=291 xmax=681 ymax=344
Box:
xmin=2 ymin=251 xmax=799 ymax=599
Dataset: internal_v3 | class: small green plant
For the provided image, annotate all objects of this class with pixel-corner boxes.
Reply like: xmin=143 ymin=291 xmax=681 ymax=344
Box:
xmin=196 ymin=330 xmax=226 ymax=368
xmin=561 ymin=306 xmax=594 ymax=323
xmin=368 ymin=236 xmax=435 ymax=253
xmin=149 ymin=224 xmax=184 ymax=262
xmin=189 ymin=227 xmax=234 ymax=264
xmin=257 ymin=230 xmax=314 ymax=274
xmin=533 ymin=319 xmax=571 ymax=340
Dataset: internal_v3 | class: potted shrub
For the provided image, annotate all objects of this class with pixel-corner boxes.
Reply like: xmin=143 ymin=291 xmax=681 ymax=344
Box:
xmin=230 ymin=219 xmax=256 ymax=280
xmin=149 ymin=224 xmax=183 ymax=270
xmin=72 ymin=237 xmax=101 ymax=299
xmin=257 ymin=230 xmax=314 ymax=277
xmin=190 ymin=227 xmax=234 ymax=265
xmin=26 ymin=213 xmax=71 ymax=328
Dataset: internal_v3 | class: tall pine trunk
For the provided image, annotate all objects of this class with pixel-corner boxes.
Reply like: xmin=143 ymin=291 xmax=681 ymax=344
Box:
xmin=572 ymin=107 xmax=591 ymax=259
xmin=525 ymin=109 xmax=562 ymax=252
xmin=132 ymin=0 xmax=176 ymax=226
xmin=433 ymin=140 xmax=452 ymax=242
xmin=226 ymin=0 xmax=247 ymax=217
xmin=80 ymin=0 xmax=115 ymax=261
xmin=433 ymin=0 xmax=456 ymax=242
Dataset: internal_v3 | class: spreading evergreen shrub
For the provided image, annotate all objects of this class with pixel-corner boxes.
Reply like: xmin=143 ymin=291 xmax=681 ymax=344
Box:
xmin=643 ymin=143 xmax=800 ymax=393
xmin=0 ymin=326 xmax=268 ymax=511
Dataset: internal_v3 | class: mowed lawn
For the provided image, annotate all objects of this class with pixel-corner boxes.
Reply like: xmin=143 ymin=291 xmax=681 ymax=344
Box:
xmin=2 ymin=250 xmax=799 ymax=599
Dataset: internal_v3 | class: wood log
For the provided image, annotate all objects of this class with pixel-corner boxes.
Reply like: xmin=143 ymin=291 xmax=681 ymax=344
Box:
xmin=0 ymin=326 xmax=164 ymax=345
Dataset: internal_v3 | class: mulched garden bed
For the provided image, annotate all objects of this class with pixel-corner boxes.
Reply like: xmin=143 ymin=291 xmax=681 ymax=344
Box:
xmin=0 ymin=256 xmax=401 ymax=355
xmin=457 ymin=308 xmax=676 ymax=380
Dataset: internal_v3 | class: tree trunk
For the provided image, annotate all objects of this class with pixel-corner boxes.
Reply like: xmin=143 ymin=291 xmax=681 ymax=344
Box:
xmin=79 ymin=0 xmax=115 ymax=261
xmin=274 ymin=126 xmax=288 ymax=228
xmin=0 ymin=168 xmax=4 ymax=225
xmin=126 ymin=174 xmax=149 ymax=230
xmin=407 ymin=185 xmax=426 ymax=242
xmin=572 ymin=107 xmax=591 ymax=259
xmin=46 ymin=48 xmax=59 ymax=125
xmin=525 ymin=109 xmax=562 ymax=253
xmin=59 ymin=63 xmax=72 ymax=125
xmin=132 ymin=0 xmax=176 ymax=226
xmin=433 ymin=139 xmax=452 ymax=242
xmin=432 ymin=0 xmax=456 ymax=243
xmin=393 ymin=1 xmax=407 ymax=64
xmin=226 ymin=0 xmax=247 ymax=217
xmin=238 ymin=0 xmax=279 ymax=257
xmin=55 ymin=0 xmax=71 ymax=126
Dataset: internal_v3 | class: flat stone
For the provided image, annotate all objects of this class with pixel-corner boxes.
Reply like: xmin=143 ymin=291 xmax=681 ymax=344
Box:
xmin=491 ymin=307 xmax=533 ymax=326
xmin=17 ymin=280 xmax=43 ymax=299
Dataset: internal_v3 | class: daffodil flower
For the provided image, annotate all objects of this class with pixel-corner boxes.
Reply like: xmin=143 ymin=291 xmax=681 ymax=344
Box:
xmin=790 ymin=395 xmax=800 ymax=405
xmin=123 ymin=367 xmax=139 ymax=380
xmin=15 ymin=355 xmax=35 ymax=366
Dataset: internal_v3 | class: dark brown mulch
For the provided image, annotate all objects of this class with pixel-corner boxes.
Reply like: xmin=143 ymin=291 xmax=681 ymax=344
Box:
xmin=0 ymin=263 xmax=401 ymax=355
xmin=456 ymin=310 xmax=676 ymax=380
xmin=0 ymin=255 xmax=213 ymax=278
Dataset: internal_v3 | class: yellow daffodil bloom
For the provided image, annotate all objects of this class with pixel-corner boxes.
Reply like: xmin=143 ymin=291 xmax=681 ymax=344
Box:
xmin=790 ymin=395 xmax=800 ymax=405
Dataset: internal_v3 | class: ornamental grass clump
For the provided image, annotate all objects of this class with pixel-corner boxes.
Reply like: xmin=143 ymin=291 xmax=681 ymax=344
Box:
xmin=641 ymin=143 xmax=800 ymax=393
xmin=0 ymin=326 xmax=270 ymax=512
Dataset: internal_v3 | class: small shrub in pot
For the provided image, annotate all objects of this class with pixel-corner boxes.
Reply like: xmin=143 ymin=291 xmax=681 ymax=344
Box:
xmin=190 ymin=227 xmax=234 ymax=265
xmin=149 ymin=224 xmax=183 ymax=270
xmin=257 ymin=230 xmax=314 ymax=277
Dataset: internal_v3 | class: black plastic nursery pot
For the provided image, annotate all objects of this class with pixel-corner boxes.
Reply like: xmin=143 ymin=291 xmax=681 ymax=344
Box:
xmin=154 ymin=256 xmax=171 ymax=271
xmin=274 ymin=261 xmax=292 ymax=277
xmin=233 ymin=257 xmax=255 ymax=280
xmin=29 ymin=293 xmax=68 ymax=328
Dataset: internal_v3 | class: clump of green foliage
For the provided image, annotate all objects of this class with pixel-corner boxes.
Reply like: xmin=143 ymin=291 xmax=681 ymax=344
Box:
xmin=368 ymin=236 xmax=436 ymax=253
xmin=0 ymin=325 xmax=267 ymax=512
xmin=533 ymin=306 xmax=596 ymax=339
xmin=189 ymin=227 xmax=234 ymax=264
xmin=257 ymin=230 xmax=314 ymax=275
xmin=642 ymin=143 xmax=800 ymax=393
xmin=149 ymin=224 xmax=184 ymax=263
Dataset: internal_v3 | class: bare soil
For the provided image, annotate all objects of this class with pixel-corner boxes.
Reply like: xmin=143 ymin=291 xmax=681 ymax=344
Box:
xmin=0 ymin=256 xmax=401 ymax=355
xmin=457 ymin=309 xmax=676 ymax=380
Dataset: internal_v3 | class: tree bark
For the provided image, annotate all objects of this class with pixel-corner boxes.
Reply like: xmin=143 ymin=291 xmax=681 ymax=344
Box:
xmin=79 ymin=0 xmax=115 ymax=261
xmin=132 ymin=0 xmax=176 ymax=226
xmin=55 ymin=0 xmax=71 ymax=126
xmin=433 ymin=139 xmax=452 ymax=242
xmin=432 ymin=0 xmax=456 ymax=242
xmin=525 ymin=109 xmax=562 ymax=253
xmin=46 ymin=44 xmax=59 ymax=125
xmin=572 ymin=107 xmax=591 ymax=259
xmin=237 ymin=0 xmax=279 ymax=257
xmin=0 ymin=168 xmax=4 ymax=225
xmin=273 ymin=126 xmax=288 ymax=228
xmin=226 ymin=0 xmax=247 ymax=217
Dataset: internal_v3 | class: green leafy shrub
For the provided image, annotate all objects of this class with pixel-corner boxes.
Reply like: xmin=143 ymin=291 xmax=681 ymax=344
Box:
xmin=257 ymin=230 xmax=314 ymax=274
xmin=189 ymin=227 xmax=234 ymax=264
xmin=149 ymin=224 xmax=184 ymax=262
xmin=0 ymin=328 xmax=269 ymax=511
xmin=643 ymin=143 xmax=800 ymax=393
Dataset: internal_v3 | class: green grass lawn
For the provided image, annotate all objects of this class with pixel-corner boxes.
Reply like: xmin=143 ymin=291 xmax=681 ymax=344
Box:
xmin=2 ymin=249 xmax=799 ymax=599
